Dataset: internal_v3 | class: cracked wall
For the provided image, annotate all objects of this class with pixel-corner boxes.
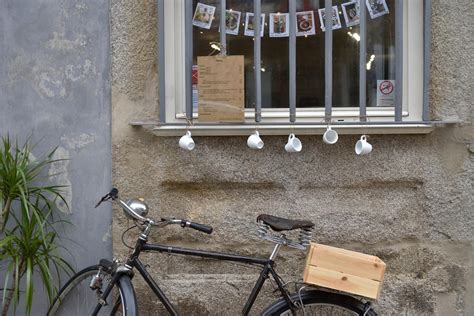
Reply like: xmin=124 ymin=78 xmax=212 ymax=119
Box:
xmin=110 ymin=0 xmax=474 ymax=315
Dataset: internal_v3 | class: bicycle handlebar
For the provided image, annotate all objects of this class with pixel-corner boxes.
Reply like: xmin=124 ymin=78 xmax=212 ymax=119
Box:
xmin=96 ymin=188 xmax=213 ymax=235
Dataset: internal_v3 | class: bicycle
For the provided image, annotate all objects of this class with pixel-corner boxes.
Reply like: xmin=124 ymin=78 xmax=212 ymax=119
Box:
xmin=48 ymin=188 xmax=377 ymax=315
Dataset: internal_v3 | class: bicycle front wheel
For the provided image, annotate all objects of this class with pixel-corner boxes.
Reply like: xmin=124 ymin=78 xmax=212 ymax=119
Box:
xmin=47 ymin=263 xmax=138 ymax=316
xmin=261 ymin=290 xmax=377 ymax=315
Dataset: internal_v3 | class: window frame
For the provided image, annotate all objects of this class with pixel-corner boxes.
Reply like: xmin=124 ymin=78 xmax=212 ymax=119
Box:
xmin=156 ymin=0 xmax=430 ymax=135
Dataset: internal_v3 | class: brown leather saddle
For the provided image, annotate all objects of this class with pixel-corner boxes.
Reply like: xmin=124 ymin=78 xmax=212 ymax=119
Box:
xmin=257 ymin=214 xmax=314 ymax=232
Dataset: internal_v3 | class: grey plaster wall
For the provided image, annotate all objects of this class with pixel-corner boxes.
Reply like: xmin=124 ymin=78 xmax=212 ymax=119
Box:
xmin=111 ymin=0 xmax=473 ymax=315
xmin=0 ymin=0 xmax=111 ymax=314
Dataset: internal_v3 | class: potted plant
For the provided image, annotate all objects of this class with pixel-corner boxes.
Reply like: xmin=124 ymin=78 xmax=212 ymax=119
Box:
xmin=0 ymin=135 xmax=73 ymax=315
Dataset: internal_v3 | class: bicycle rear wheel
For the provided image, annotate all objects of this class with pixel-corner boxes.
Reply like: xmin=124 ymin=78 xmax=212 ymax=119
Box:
xmin=47 ymin=263 xmax=138 ymax=316
xmin=261 ymin=290 xmax=377 ymax=315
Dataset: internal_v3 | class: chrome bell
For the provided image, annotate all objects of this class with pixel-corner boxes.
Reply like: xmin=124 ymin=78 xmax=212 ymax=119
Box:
xmin=125 ymin=199 xmax=149 ymax=217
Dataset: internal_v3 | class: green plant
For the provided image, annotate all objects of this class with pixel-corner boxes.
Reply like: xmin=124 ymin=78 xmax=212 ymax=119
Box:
xmin=0 ymin=135 xmax=73 ymax=315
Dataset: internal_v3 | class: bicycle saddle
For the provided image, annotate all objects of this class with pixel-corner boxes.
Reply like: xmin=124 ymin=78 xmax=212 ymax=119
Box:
xmin=257 ymin=214 xmax=314 ymax=232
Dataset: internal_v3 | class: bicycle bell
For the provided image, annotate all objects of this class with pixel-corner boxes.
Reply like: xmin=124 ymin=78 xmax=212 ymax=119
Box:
xmin=124 ymin=198 xmax=149 ymax=218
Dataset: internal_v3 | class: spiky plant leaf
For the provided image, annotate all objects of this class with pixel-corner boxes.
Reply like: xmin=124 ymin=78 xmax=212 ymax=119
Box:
xmin=0 ymin=135 xmax=74 ymax=315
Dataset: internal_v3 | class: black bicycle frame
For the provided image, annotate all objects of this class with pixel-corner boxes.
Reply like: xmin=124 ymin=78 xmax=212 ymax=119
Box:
xmin=119 ymin=238 xmax=295 ymax=316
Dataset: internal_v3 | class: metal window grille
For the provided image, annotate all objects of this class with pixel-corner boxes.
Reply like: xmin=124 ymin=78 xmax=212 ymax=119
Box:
xmin=158 ymin=0 xmax=433 ymax=125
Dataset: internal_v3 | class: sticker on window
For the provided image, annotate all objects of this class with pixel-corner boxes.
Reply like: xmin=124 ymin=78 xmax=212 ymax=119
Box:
xmin=192 ymin=65 xmax=199 ymax=112
xmin=376 ymin=80 xmax=395 ymax=107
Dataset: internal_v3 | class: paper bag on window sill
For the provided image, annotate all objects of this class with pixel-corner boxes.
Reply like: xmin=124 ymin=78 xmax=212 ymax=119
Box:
xmin=197 ymin=55 xmax=245 ymax=123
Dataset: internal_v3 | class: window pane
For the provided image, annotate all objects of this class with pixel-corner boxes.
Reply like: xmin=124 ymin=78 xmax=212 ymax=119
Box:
xmin=295 ymin=0 xmax=323 ymax=108
xmin=366 ymin=0 xmax=396 ymax=108
xmin=192 ymin=0 xmax=397 ymax=110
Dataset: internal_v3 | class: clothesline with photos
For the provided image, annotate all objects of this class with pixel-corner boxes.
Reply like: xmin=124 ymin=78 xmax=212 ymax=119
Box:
xmin=192 ymin=0 xmax=390 ymax=38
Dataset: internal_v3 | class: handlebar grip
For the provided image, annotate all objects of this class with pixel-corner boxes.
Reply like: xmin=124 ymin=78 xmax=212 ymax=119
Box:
xmin=110 ymin=188 xmax=118 ymax=198
xmin=95 ymin=188 xmax=119 ymax=208
xmin=187 ymin=221 xmax=213 ymax=234
xmin=190 ymin=222 xmax=213 ymax=234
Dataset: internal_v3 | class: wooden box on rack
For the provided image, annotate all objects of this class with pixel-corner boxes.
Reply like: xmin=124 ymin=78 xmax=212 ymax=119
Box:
xmin=303 ymin=243 xmax=386 ymax=300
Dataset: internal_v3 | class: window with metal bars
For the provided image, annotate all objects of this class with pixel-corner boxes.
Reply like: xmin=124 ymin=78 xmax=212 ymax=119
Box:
xmin=151 ymin=0 xmax=434 ymax=135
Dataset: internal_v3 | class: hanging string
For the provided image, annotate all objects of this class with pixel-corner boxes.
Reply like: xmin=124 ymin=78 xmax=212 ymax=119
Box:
xmin=360 ymin=114 xmax=369 ymax=136
xmin=185 ymin=117 xmax=193 ymax=131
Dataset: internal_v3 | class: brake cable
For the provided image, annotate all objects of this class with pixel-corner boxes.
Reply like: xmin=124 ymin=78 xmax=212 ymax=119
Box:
xmin=121 ymin=224 xmax=138 ymax=249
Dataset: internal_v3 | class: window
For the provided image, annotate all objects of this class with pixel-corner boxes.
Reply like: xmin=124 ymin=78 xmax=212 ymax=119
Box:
xmin=154 ymin=0 xmax=432 ymax=135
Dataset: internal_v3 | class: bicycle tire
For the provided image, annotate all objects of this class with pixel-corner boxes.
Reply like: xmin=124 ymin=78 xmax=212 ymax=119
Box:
xmin=47 ymin=263 xmax=138 ymax=316
xmin=261 ymin=290 xmax=377 ymax=316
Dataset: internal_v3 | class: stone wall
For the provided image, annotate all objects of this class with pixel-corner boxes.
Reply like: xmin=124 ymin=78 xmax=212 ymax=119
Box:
xmin=111 ymin=0 xmax=473 ymax=314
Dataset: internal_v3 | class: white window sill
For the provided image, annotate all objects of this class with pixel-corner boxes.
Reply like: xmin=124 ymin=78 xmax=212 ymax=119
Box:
xmin=127 ymin=121 xmax=453 ymax=136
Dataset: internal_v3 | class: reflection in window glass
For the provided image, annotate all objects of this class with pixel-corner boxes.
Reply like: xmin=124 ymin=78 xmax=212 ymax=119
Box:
xmin=192 ymin=0 xmax=396 ymax=109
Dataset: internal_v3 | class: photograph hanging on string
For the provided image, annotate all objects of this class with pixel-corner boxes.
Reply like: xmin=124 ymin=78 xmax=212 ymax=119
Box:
xmin=366 ymin=0 xmax=389 ymax=19
xmin=296 ymin=11 xmax=316 ymax=36
xmin=224 ymin=10 xmax=241 ymax=35
xmin=318 ymin=6 xmax=342 ymax=32
xmin=192 ymin=2 xmax=216 ymax=29
xmin=244 ymin=13 xmax=265 ymax=37
xmin=342 ymin=1 xmax=361 ymax=27
xmin=269 ymin=13 xmax=289 ymax=37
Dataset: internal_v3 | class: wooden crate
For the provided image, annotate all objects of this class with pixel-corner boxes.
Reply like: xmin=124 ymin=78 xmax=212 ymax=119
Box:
xmin=303 ymin=243 xmax=386 ymax=300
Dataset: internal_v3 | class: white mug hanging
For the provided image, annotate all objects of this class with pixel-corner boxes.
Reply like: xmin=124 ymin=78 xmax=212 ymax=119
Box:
xmin=323 ymin=126 xmax=339 ymax=145
xmin=355 ymin=135 xmax=372 ymax=155
xmin=179 ymin=131 xmax=195 ymax=151
xmin=285 ymin=133 xmax=302 ymax=153
xmin=247 ymin=131 xmax=264 ymax=150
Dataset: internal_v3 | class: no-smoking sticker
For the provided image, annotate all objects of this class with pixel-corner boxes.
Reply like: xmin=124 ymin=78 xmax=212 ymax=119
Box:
xmin=379 ymin=80 xmax=394 ymax=95
xmin=376 ymin=80 xmax=395 ymax=107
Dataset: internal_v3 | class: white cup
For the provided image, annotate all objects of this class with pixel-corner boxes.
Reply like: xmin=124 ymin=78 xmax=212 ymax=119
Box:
xmin=179 ymin=131 xmax=195 ymax=151
xmin=285 ymin=133 xmax=302 ymax=153
xmin=355 ymin=135 xmax=372 ymax=155
xmin=247 ymin=131 xmax=264 ymax=150
xmin=323 ymin=126 xmax=338 ymax=145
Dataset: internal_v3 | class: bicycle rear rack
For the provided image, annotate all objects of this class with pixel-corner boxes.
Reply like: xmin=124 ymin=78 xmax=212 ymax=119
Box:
xmin=257 ymin=222 xmax=313 ymax=250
